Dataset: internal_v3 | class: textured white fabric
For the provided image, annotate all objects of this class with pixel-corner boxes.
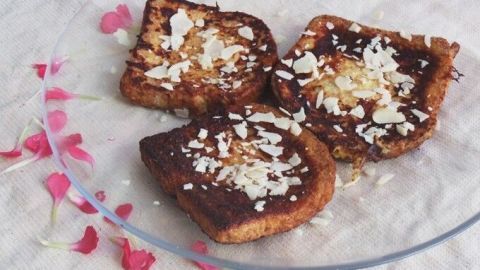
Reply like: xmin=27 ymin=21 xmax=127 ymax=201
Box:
xmin=0 ymin=0 xmax=479 ymax=269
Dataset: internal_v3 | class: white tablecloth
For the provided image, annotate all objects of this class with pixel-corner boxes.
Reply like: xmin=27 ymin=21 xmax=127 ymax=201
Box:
xmin=0 ymin=0 xmax=478 ymax=269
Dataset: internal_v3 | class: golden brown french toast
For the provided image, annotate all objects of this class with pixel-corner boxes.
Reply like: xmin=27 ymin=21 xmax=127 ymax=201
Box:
xmin=140 ymin=104 xmax=335 ymax=243
xmin=120 ymin=0 xmax=278 ymax=117
xmin=271 ymin=15 xmax=460 ymax=178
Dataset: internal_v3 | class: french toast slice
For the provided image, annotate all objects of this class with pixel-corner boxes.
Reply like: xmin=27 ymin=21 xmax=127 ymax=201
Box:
xmin=271 ymin=15 xmax=460 ymax=178
xmin=120 ymin=0 xmax=278 ymax=117
xmin=140 ymin=104 xmax=335 ymax=243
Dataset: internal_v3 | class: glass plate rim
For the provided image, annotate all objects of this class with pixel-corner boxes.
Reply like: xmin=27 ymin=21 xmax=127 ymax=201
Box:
xmin=39 ymin=1 xmax=480 ymax=269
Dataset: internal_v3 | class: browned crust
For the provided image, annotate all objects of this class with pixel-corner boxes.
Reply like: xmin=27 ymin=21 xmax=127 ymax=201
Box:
xmin=140 ymin=104 xmax=335 ymax=243
xmin=120 ymin=0 xmax=278 ymax=117
xmin=140 ymin=122 xmax=214 ymax=196
xmin=271 ymin=15 xmax=460 ymax=166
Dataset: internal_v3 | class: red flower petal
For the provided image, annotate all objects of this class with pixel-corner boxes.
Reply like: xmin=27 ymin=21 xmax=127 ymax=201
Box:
xmin=100 ymin=13 xmax=125 ymax=34
xmin=24 ymin=132 xmax=43 ymax=153
xmin=95 ymin=190 xmax=106 ymax=201
xmin=126 ymin=250 xmax=156 ymax=270
xmin=2 ymin=131 xmax=50 ymax=171
xmin=69 ymin=190 xmax=106 ymax=214
xmin=1 ymin=122 xmax=91 ymax=175
xmin=39 ymin=226 xmax=99 ymax=255
xmin=46 ymin=87 xmax=75 ymax=101
xmin=191 ymin=241 xmax=208 ymax=255
xmin=100 ymin=4 xmax=133 ymax=34
xmin=46 ymin=87 xmax=102 ymax=101
xmin=46 ymin=172 xmax=71 ymax=223
xmin=47 ymin=110 xmax=68 ymax=133
xmin=32 ymin=58 xmax=66 ymax=79
xmin=26 ymin=132 xmax=83 ymax=156
xmin=0 ymin=148 xmax=22 ymax=158
xmin=115 ymin=203 xmax=133 ymax=221
xmin=111 ymin=236 xmax=128 ymax=247
xmin=191 ymin=241 xmax=219 ymax=270
xmin=2 ymin=118 xmax=90 ymax=175
xmin=0 ymin=119 xmax=33 ymax=159
xmin=120 ymin=238 xmax=133 ymax=268
xmin=114 ymin=237 xmax=156 ymax=270
xmin=33 ymin=64 xmax=47 ymax=78
xmin=36 ymin=132 xmax=53 ymax=157
xmin=104 ymin=203 xmax=133 ymax=224
xmin=70 ymin=226 xmax=99 ymax=254
xmin=11 ymin=131 xmax=90 ymax=175
xmin=58 ymin=133 xmax=83 ymax=151
xmin=46 ymin=172 xmax=71 ymax=203
xmin=24 ymin=131 xmax=53 ymax=157
xmin=1 ymin=131 xmax=53 ymax=175
xmin=51 ymin=58 xmax=65 ymax=74
xmin=67 ymin=146 xmax=95 ymax=169
xmin=116 ymin=4 xmax=133 ymax=26
xmin=68 ymin=195 xmax=96 ymax=214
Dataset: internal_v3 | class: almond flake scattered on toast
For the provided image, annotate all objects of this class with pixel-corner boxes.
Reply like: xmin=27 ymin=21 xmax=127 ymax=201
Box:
xmin=120 ymin=0 xmax=278 ymax=117
xmin=140 ymin=103 xmax=335 ymax=243
xmin=271 ymin=15 xmax=460 ymax=179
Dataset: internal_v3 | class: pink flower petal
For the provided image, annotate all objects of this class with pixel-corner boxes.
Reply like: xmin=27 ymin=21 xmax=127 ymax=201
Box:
xmin=37 ymin=136 xmax=53 ymax=158
xmin=95 ymin=190 xmax=106 ymax=201
xmin=39 ymin=226 xmax=99 ymax=255
xmin=113 ymin=237 xmax=156 ymax=270
xmin=100 ymin=4 xmax=133 ymax=34
xmin=100 ymin=13 xmax=124 ymax=34
xmin=33 ymin=64 xmax=47 ymax=79
xmin=46 ymin=87 xmax=102 ymax=101
xmin=104 ymin=203 xmax=133 ymax=224
xmin=68 ymin=195 xmax=95 ymax=214
xmin=126 ymin=250 xmax=156 ymax=270
xmin=32 ymin=58 xmax=66 ymax=79
xmin=111 ymin=236 xmax=127 ymax=247
xmin=116 ymin=4 xmax=133 ymax=26
xmin=58 ymin=133 xmax=83 ymax=151
xmin=3 ymin=127 xmax=91 ymax=175
xmin=51 ymin=58 xmax=65 ymax=74
xmin=8 ymin=131 xmax=90 ymax=175
xmin=24 ymin=132 xmax=42 ymax=153
xmin=0 ymin=119 xmax=33 ymax=159
xmin=26 ymin=132 xmax=82 ymax=155
xmin=191 ymin=241 xmax=219 ymax=270
xmin=191 ymin=241 xmax=208 ymax=255
xmin=1 ymin=124 xmax=91 ymax=175
xmin=69 ymin=190 xmax=106 ymax=214
xmin=40 ymin=226 xmax=99 ymax=254
xmin=47 ymin=110 xmax=68 ymax=133
xmin=46 ymin=172 xmax=71 ymax=223
xmin=67 ymin=146 xmax=95 ymax=169
xmin=71 ymin=226 xmax=100 ymax=254
xmin=24 ymin=132 xmax=43 ymax=153
xmin=0 ymin=148 xmax=22 ymax=158
xmin=115 ymin=203 xmax=133 ymax=221
xmin=46 ymin=172 xmax=71 ymax=203
xmin=1 ymin=131 xmax=53 ymax=175
xmin=46 ymin=87 xmax=75 ymax=101
xmin=24 ymin=131 xmax=53 ymax=156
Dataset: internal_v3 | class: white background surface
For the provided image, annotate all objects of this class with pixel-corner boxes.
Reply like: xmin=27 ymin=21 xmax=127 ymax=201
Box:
xmin=0 ymin=0 xmax=479 ymax=269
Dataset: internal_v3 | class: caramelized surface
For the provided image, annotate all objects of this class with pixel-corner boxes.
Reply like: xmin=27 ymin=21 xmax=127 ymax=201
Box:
xmin=272 ymin=15 xmax=459 ymax=171
xmin=121 ymin=0 xmax=278 ymax=117
xmin=140 ymin=104 xmax=335 ymax=243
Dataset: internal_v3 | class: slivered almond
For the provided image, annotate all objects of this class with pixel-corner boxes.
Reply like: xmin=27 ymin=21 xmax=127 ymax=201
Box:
xmin=372 ymin=107 xmax=406 ymax=124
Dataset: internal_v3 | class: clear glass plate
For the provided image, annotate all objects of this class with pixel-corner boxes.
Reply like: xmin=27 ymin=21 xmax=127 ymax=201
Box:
xmin=41 ymin=0 xmax=480 ymax=268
